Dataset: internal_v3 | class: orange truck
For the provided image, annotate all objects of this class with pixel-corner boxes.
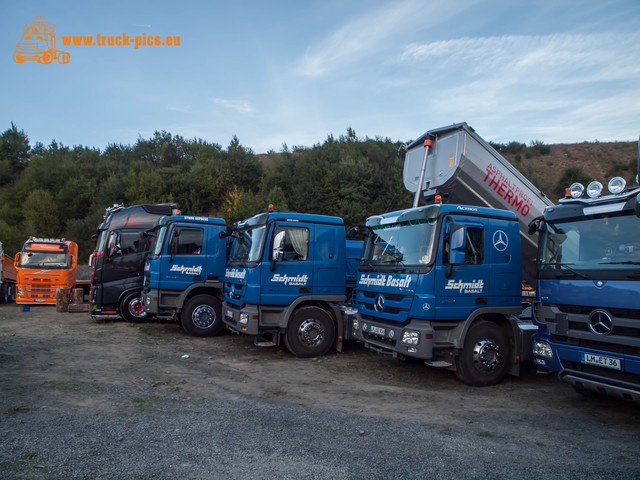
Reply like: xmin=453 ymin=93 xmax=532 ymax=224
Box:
xmin=13 ymin=17 xmax=70 ymax=65
xmin=0 ymin=241 xmax=17 ymax=303
xmin=14 ymin=237 xmax=78 ymax=305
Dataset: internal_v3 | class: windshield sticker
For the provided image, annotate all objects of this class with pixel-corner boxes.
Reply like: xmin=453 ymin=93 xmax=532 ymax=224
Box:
xmin=271 ymin=274 xmax=308 ymax=286
xmin=358 ymin=273 xmax=412 ymax=289
xmin=170 ymin=265 xmax=202 ymax=275
xmin=445 ymin=279 xmax=484 ymax=294
xmin=226 ymin=268 xmax=247 ymax=280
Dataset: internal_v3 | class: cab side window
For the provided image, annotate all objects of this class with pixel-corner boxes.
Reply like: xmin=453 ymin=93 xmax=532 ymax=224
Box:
xmin=272 ymin=226 xmax=309 ymax=261
xmin=442 ymin=227 xmax=484 ymax=265
xmin=172 ymin=228 xmax=204 ymax=255
xmin=464 ymin=228 xmax=484 ymax=265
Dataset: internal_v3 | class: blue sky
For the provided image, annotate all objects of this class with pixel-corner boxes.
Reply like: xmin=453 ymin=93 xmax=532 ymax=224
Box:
xmin=1 ymin=0 xmax=639 ymax=153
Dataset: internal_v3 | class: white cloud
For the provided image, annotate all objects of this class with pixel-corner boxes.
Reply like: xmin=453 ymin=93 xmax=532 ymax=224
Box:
xmin=212 ymin=98 xmax=253 ymax=115
xmin=296 ymin=0 xmax=427 ymax=77
xmin=397 ymin=33 xmax=640 ymax=143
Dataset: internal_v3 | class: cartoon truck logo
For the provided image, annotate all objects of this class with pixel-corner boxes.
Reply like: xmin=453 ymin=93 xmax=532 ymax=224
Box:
xmin=13 ymin=16 xmax=70 ymax=64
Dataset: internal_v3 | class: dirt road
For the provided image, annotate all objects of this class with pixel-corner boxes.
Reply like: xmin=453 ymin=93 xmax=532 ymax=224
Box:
xmin=1 ymin=305 xmax=639 ymax=479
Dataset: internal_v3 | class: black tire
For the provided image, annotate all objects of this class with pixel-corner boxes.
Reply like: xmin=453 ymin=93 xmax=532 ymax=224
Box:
xmin=180 ymin=295 xmax=222 ymax=337
xmin=120 ymin=291 xmax=148 ymax=323
xmin=284 ymin=306 xmax=336 ymax=358
xmin=1 ymin=285 xmax=7 ymax=304
xmin=456 ymin=321 xmax=510 ymax=387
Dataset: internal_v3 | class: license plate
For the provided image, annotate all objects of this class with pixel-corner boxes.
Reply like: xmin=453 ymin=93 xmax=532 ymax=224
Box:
xmin=369 ymin=325 xmax=385 ymax=336
xmin=582 ymin=353 xmax=621 ymax=370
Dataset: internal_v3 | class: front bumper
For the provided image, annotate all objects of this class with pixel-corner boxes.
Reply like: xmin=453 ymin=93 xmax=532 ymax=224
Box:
xmin=352 ymin=316 xmax=434 ymax=359
xmin=223 ymin=303 xmax=260 ymax=335
xmin=141 ymin=289 xmax=159 ymax=315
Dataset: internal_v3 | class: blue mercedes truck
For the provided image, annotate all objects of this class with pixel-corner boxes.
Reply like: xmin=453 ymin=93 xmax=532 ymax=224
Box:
xmin=531 ymin=170 xmax=640 ymax=401
xmin=221 ymin=210 xmax=362 ymax=357
xmin=141 ymin=215 xmax=228 ymax=336
xmin=351 ymin=203 xmax=528 ymax=386
xmin=351 ymin=123 xmax=551 ymax=386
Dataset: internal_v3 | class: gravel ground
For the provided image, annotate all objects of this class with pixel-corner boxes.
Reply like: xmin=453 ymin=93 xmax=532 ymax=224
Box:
xmin=1 ymin=304 xmax=639 ymax=479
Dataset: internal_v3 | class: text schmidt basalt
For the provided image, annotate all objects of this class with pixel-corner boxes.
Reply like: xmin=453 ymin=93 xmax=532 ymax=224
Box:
xmin=226 ymin=268 xmax=247 ymax=280
xmin=170 ymin=265 xmax=203 ymax=275
xmin=358 ymin=274 xmax=413 ymax=289
xmin=271 ymin=274 xmax=309 ymax=286
xmin=445 ymin=279 xmax=484 ymax=294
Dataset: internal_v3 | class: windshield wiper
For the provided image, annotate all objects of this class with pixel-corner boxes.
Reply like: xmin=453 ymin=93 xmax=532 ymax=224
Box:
xmin=598 ymin=261 xmax=640 ymax=265
xmin=548 ymin=263 xmax=589 ymax=279
xmin=361 ymin=260 xmax=379 ymax=272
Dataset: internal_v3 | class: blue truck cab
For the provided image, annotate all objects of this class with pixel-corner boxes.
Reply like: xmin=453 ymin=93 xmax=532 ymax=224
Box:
xmin=221 ymin=210 xmax=362 ymax=357
xmin=351 ymin=202 xmax=530 ymax=386
xmin=141 ymin=215 xmax=228 ymax=336
xmin=531 ymin=177 xmax=640 ymax=401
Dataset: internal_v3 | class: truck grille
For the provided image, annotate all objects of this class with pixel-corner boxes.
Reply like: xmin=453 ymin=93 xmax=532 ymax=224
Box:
xmin=24 ymin=280 xmax=57 ymax=300
xmin=358 ymin=291 xmax=413 ymax=319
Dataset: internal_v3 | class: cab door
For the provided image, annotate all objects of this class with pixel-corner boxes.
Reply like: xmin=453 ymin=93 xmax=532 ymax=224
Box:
xmin=160 ymin=225 xmax=206 ymax=292
xmin=434 ymin=218 xmax=488 ymax=320
xmin=261 ymin=223 xmax=313 ymax=306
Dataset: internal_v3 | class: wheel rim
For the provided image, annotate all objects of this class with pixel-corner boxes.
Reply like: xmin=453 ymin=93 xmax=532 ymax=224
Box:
xmin=192 ymin=305 xmax=215 ymax=328
xmin=297 ymin=319 xmax=325 ymax=347
xmin=472 ymin=338 xmax=501 ymax=372
xmin=128 ymin=297 xmax=146 ymax=319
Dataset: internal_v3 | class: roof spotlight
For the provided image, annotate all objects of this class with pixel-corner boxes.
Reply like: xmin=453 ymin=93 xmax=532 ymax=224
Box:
xmin=607 ymin=177 xmax=626 ymax=194
xmin=586 ymin=181 xmax=603 ymax=198
xmin=569 ymin=183 xmax=584 ymax=198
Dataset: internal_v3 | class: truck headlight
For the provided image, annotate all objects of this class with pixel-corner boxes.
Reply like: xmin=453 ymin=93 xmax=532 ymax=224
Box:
xmin=352 ymin=319 xmax=360 ymax=330
xmin=401 ymin=330 xmax=420 ymax=346
xmin=16 ymin=287 xmax=23 ymax=296
xmin=239 ymin=313 xmax=249 ymax=325
xmin=533 ymin=339 xmax=553 ymax=359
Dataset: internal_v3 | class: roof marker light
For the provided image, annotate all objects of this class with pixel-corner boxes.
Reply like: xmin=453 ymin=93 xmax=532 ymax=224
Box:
xmin=569 ymin=183 xmax=584 ymax=198
xmin=586 ymin=181 xmax=603 ymax=198
xmin=607 ymin=177 xmax=626 ymax=194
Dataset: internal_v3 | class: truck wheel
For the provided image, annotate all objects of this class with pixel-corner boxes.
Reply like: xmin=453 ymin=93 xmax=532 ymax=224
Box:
xmin=181 ymin=295 xmax=222 ymax=337
xmin=456 ymin=321 xmax=510 ymax=387
xmin=1 ymin=285 xmax=7 ymax=304
xmin=120 ymin=291 xmax=148 ymax=323
xmin=284 ymin=306 xmax=335 ymax=358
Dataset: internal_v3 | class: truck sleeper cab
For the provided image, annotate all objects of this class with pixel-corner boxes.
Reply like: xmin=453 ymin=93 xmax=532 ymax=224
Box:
xmin=141 ymin=215 xmax=228 ymax=337
xmin=222 ymin=211 xmax=361 ymax=358
xmin=351 ymin=203 xmax=531 ymax=386
xmin=532 ymin=179 xmax=640 ymax=401
xmin=90 ymin=203 xmax=179 ymax=322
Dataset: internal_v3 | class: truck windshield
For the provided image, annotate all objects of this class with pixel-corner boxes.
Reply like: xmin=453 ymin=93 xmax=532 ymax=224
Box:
xmin=150 ymin=225 xmax=168 ymax=257
xmin=363 ymin=218 xmax=437 ymax=266
xmin=229 ymin=225 xmax=266 ymax=263
xmin=539 ymin=212 xmax=640 ymax=270
xmin=21 ymin=249 xmax=68 ymax=268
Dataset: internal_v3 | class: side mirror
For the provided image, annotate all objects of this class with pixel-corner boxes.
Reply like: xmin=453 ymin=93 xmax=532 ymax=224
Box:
xmin=449 ymin=224 xmax=466 ymax=266
xmin=528 ymin=216 xmax=544 ymax=234
xmin=348 ymin=225 xmax=365 ymax=239
xmin=14 ymin=252 xmax=21 ymax=268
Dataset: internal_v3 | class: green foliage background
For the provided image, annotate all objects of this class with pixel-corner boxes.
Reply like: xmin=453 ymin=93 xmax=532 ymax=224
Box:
xmin=0 ymin=124 xmax=411 ymax=261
